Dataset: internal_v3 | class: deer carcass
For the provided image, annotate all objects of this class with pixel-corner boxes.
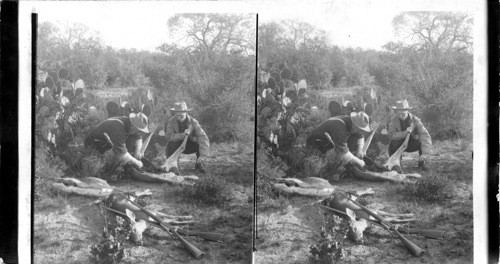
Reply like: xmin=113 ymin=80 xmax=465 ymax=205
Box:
xmin=124 ymin=126 xmax=200 ymax=184
xmin=320 ymin=192 xmax=415 ymax=243
xmin=273 ymin=177 xmax=337 ymax=197
xmin=323 ymin=126 xmax=421 ymax=183
xmin=273 ymin=178 xmax=375 ymax=197
xmin=51 ymin=177 xmax=114 ymax=197
xmin=104 ymin=193 xmax=193 ymax=245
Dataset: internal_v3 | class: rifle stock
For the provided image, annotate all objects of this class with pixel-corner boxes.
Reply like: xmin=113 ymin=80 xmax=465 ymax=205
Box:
xmin=340 ymin=193 xmax=426 ymax=257
xmin=177 ymin=229 xmax=224 ymax=242
xmin=118 ymin=193 xmax=206 ymax=259
xmin=396 ymin=227 xmax=446 ymax=240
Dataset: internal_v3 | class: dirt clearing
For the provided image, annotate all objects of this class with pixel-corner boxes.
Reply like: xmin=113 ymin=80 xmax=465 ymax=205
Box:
xmin=255 ymin=140 xmax=473 ymax=264
xmin=34 ymin=143 xmax=254 ymax=264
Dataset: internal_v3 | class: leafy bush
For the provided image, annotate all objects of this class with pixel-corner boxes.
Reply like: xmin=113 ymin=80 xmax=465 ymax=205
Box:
xmin=182 ymin=173 xmax=233 ymax=206
xmin=400 ymin=173 xmax=455 ymax=203
xmin=90 ymin=233 xmax=125 ymax=264
xmin=309 ymin=215 xmax=348 ymax=263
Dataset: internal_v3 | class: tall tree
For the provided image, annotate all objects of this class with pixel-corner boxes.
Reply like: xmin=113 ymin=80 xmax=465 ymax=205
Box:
xmin=392 ymin=12 xmax=473 ymax=54
xmin=162 ymin=13 xmax=256 ymax=56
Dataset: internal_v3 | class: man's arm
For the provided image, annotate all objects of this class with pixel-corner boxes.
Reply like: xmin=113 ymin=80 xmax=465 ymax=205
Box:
xmin=355 ymin=136 xmax=365 ymax=158
xmin=191 ymin=118 xmax=210 ymax=157
xmin=117 ymin=151 xmax=143 ymax=168
xmin=413 ymin=116 xmax=432 ymax=154
xmin=132 ymin=136 xmax=143 ymax=159
xmin=324 ymin=124 xmax=365 ymax=168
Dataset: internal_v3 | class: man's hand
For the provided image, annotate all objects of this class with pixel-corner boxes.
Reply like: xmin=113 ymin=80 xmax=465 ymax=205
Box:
xmin=136 ymin=160 xmax=144 ymax=169
xmin=352 ymin=157 xmax=365 ymax=168
xmin=370 ymin=121 xmax=379 ymax=132
xmin=148 ymin=122 xmax=159 ymax=133
xmin=184 ymin=125 xmax=193 ymax=135
xmin=355 ymin=150 xmax=364 ymax=159
xmin=134 ymin=153 xmax=143 ymax=160
xmin=405 ymin=127 xmax=412 ymax=135
xmin=419 ymin=154 xmax=427 ymax=162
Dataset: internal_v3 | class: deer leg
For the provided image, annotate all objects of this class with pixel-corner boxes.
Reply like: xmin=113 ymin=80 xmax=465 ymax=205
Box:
xmin=161 ymin=133 xmax=189 ymax=172
xmin=155 ymin=212 xmax=194 ymax=220
xmin=374 ymin=210 xmax=414 ymax=219
xmin=384 ymin=124 xmax=415 ymax=171
xmin=348 ymin=188 xmax=374 ymax=198
xmin=162 ymin=219 xmax=195 ymax=225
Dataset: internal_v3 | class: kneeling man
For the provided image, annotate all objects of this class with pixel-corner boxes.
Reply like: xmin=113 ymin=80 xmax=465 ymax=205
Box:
xmin=84 ymin=113 xmax=151 ymax=171
xmin=165 ymin=101 xmax=210 ymax=174
xmin=388 ymin=100 xmax=432 ymax=171
xmin=306 ymin=112 xmax=371 ymax=168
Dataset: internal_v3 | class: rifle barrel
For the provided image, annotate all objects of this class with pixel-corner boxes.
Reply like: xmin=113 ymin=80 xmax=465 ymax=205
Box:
xmin=118 ymin=193 xmax=206 ymax=259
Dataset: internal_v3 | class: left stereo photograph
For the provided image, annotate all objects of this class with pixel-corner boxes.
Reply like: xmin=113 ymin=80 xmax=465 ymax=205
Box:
xmin=29 ymin=2 xmax=255 ymax=263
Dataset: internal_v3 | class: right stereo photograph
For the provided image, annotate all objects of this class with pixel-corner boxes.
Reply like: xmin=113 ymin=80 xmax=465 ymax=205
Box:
xmin=255 ymin=0 xmax=476 ymax=263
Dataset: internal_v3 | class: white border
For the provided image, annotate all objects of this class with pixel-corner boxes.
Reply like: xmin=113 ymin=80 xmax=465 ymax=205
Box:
xmin=19 ymin=1 xmax=488 ymax=263
xmin=19 ymin=3 xmax=33 ymax=264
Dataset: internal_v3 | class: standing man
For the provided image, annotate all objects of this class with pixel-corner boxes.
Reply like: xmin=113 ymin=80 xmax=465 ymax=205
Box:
xmin=306 ymin=112 xmax=371 ymax=168
xmin=165 ymin=101 xmax=210 ymax=174
xmin=84 ymin=112 xmax=151 ymax=171
xmin=388 ymin=100 xmax=432 ymax=171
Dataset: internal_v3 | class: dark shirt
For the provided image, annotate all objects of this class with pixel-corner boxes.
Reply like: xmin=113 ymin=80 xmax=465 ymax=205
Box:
xmin=400 ymin=115 xmax=412 ymax=132
xmin=177 ymin=117 xmax=190 ymax=134
xmin=307 ymin=116 xmax=364 ymax=153
xmin=84 ymin=116 xmax=141 ymax=155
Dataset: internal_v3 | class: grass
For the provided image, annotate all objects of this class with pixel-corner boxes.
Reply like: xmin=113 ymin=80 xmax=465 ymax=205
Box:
xmin=180 ymin=172 xmax=234 ymax=206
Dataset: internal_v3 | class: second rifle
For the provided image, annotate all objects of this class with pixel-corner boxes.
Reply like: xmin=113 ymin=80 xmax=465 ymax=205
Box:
xmin=339 ymin=193 xmax=426 ymax=257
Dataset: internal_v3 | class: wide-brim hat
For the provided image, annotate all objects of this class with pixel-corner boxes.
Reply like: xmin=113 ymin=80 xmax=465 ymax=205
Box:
xmin=171 ymin=101 xmax=192 ymax=112
xmin=129 ymin=112 xmax=150 ymax=133
xmin=391 ymin=99 xmax=413 ymax=111
xmin=350 ymin=111 xmax=371 ymax=132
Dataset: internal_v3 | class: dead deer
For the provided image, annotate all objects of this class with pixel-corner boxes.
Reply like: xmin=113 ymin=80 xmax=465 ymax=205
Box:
xmin=105 ymin=124 xmax=198 ymax=184
xmin=104 ymin=192 xmax=194 ymax=245
xmin=320 ymin=192 xmax=415 ymax=243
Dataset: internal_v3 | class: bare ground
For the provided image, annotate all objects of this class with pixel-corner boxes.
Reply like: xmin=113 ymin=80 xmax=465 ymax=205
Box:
xmin=254 ymin=140 xmax=473 ymax=264
xmin=34 ymin=143 xmax=254 ymax=264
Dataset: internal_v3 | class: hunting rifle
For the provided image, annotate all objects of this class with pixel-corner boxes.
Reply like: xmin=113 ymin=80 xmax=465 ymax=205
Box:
xmin=100 ymin=205 xmax=224 ymax=242
xmin=339 ymin=193 xmax=426 ymax=257
xmin=117 ymin=193 xmax=206 ymax=259
xmin=317 ymin=204 xmax=446 ymax=240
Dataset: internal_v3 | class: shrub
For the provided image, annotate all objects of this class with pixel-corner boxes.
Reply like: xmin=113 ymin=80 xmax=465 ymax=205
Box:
xmin=400 ymin=173 xmax=455 ymax=203
xmin=181 ymin=173 xmax=233 ymax=206
xmin=34 ymin=145 xmax=66 ymax=202
xmin=309 ymin=215 xmax=348 ymax=263
xmin=256 ymin=148 xmax=289 ymax=210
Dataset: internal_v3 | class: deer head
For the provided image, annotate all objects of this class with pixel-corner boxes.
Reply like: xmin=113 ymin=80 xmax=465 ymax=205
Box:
xmin=345 ymin=208 xmax=369 ymax=244
xmin=124 ymin=208 xmax=148 ymax=245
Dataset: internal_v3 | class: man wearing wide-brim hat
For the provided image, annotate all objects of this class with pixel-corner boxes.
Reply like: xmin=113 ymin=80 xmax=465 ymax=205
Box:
xmin=165 ymin=101 xmax=210 ymax=174
xmin=85 ymin=112 xmax=154 ymax=171
xmin=388 ymin=99 xmax=432 ymax=171
xmin=306 ymin=111 xmax=372 ymax=168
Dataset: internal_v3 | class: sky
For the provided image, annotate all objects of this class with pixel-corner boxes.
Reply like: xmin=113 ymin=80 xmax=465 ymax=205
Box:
xmin=25 ymin=0 xmax=477 ymax=52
